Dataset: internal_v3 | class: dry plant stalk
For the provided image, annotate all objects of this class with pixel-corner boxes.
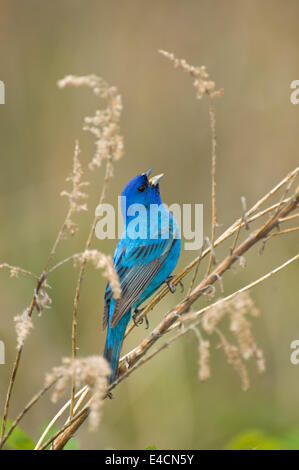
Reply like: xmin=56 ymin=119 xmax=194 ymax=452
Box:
xmin=0 ymin=376 xmax=59 ymax=450
xmin=158 ymin=50 xmax=223 ymax=275
xmin=60 ymin=140 xmax=89 ymax=236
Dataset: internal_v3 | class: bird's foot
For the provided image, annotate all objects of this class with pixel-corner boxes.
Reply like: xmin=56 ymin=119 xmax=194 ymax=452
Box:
xmin=165 ymin=275 xmax=184 ymax=294
xmin=106 ymin=391 xmax=114 ymax=399
xmin=132 ymin=308 xmax=149 ymax=329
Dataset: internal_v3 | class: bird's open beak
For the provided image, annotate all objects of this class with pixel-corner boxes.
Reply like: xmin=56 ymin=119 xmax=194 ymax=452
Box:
xmin=149 ymin=173 xmax=164 ymax=187
xmin=143 ymin=168 xmax=153 ymax=178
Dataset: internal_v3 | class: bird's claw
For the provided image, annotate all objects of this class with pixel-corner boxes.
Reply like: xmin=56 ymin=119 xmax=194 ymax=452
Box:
xmin=132 ymin=308 xmax=149 ymax=329
xmin=165 ymin=276 xmax=184 ymax=294
xmin=178 ymin=280 xmax=184 ymax=293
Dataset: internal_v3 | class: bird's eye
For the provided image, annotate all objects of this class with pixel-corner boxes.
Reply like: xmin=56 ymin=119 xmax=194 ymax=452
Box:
xmin=138 ymin=184 xmax=146 ymax=192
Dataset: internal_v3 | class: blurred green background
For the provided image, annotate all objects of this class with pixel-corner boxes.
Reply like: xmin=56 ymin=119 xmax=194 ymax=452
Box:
xmin=0 ymin=0 xmax=299 ymax=450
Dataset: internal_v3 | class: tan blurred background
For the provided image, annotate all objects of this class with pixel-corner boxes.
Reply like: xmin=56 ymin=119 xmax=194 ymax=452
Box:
xmin=0 ymin=0 xmax=299 ymax=450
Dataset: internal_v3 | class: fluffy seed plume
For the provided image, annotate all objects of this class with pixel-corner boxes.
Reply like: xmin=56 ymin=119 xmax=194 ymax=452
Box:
xmin=203 ymin=292 xmax=262 ymax=358
xmin=57 ymin=75 xmax=124 ymax=170
xmin=45 ymin=356 xmax=111 ymax=431
xmin=192 ymin=328 xmax=211 ymax=382
xmin=217 ymin=330 xmax=249 ymax=392
xmin=8 ymin=266 xmax=20 ymax=278
xmin=0 ymin=263 xmax=36 ymax=279
xmin=255 ymin=348 xmax=266 ymax=374
xmin=202 ymin=301 xmax=227 ymax=334
xmin=201 ymin=292 xmax=265 ymax=385
xmin=159 ymin=50 xmax=223 ymax=100
xmin=60 ymin=141 xmax=89 ymax=236
xmin=14 ymin=308 xmax=34 ymax=349
xmin=226 ymin=293 xmax=264 ymax=371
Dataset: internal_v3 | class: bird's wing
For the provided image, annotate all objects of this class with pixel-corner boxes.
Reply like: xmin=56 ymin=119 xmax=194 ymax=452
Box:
xmin=103 ymin=237 xmax=178 ymax=329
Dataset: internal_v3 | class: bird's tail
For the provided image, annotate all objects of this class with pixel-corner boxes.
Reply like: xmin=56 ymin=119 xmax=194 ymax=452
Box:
xmin=103 ymin=305 xmax=131 ymax=383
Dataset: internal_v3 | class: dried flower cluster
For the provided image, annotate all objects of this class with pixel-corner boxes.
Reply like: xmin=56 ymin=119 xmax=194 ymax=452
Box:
xmin=75 ymin=249 xmax=121 ymax=299
xmin=14 ymin=308 xmax=34 ymax=349
xmin=2 ymin=264 xmax=20 ymax=278
xmin=57 ymin=75 xmax=124 ymax=170
xmin=216 ymin=330 xmax=250 ymax=391
xmin=201 ymin=299 xmax=227 ymax=333
xmin=228 ymin=293 xmax=263 ymax=363
xmin=0 ymin=263 xmax=36 ymax=279
xmin=45 ymin=356 xmax=111 ymax=431
xmin=192 ymin=328 xmax=211 ymax=382
xmin=196 ymin=292 xmax=265 ymax=390
xmin=159 ymin=49 xmax=223 ymax=100
xmin=60 ymin=141 xmax=89 ymax=236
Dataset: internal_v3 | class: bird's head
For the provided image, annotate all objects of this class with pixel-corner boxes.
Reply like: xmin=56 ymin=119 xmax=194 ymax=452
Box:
xmin=121 ymin=169 xmax=164 ymax=216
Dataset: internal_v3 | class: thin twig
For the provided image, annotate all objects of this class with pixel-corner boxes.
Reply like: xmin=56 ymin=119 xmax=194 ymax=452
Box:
xmin=0 ymin=264 xmax=38 ymax=280
xmin=206 ymin=98 xmax=218 ymax=275
xmin=38 ymin=408 xmax=89 ymax=451
xmin=34 ymin=385 xmax=88 ymax=450
xmin=0 ymin=376 xmax=59 ymax=450
xmin=230 ymin=196 xmax=249 ymax=254
xmin=70 ymin=159 xmax=113 ymax=417
xmin=48 ymin=254 xmax=81 ymax=274
xmin=187 ymin=238 xmax=207 ymax=296
xmin=279 ymin=213 xmax=299 ymax=223
xmin=168 ymin=252 xmax=299 ymax=331
xmin=0 ymin=272 xmax=46 ymax=442
xmin=267 ymin=226 xmax=299 ymax=238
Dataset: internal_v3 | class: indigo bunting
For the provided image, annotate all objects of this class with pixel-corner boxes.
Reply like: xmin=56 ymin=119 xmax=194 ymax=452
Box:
xmin=103 ymin=169 xmax=181 ymax=382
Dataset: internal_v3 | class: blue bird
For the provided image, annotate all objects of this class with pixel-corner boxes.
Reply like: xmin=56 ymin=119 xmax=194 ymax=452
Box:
xmin=103 ymin=169 xmax=181 ymax=382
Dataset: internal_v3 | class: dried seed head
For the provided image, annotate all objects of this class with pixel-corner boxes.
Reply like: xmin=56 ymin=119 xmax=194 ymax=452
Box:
xmin=227 ymin=293 xmax=262 ymax=361
xmin=45 ymin=356 xmax=111 ymax=431
xmin=0 ymin=264 xmax=35 ymax=279
xmin=58 ymin=75 xmax=124 ymax=170
xmin=200 ymin=292 xmax=265 ymax=390
xmin=60 ymin=141 xmax=89 ymax=236
xmin=192 ymin=328 xmax=211 ymax=382
xmin=255 ymin=348 xmax=266 ymax=374
xmin=202 ymin=301 xmax=227 ymax=334
xmin=9 ymin=266 xmax=21 ymax=278
xmin=230 ymin=311 xmax=256 ymax=360
xmin=198 ymin=339 xmax=211 ymax=382
xmin=159 ymin=50 xmax=223 ymax=100
xmin=14 ymin=308 xmax=34 ymax=349
xmin=217 ymin=330 xmax=250 ymax=392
